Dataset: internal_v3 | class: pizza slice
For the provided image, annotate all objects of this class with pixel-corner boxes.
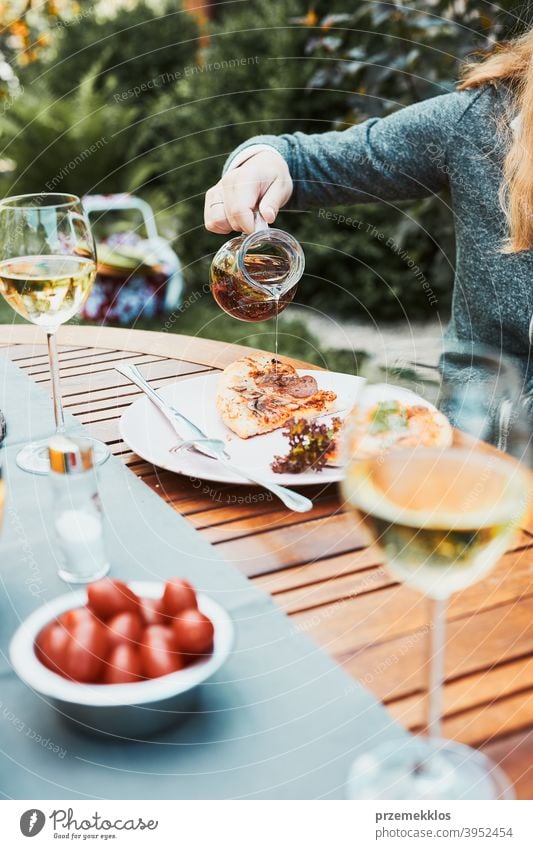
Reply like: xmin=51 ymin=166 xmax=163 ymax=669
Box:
xmin=216 ymin=354 xmax=338 ymax=439
xmin=328 ymin=399 xmax=453 ymax=464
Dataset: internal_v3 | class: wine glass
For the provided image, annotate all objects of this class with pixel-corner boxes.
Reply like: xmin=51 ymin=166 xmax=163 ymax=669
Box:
xmin=0 ymin=193 xmax=110 ymax=474
xmin=342 ymin=342 xmax=531 ymax=799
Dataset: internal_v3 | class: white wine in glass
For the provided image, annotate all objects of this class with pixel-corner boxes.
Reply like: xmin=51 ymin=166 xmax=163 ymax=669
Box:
xmin=347 ymin=447 xmax=529 ymax=599
xmin=0 ymin=255 xmax=95 ymax=328
xmin=0 ymin=194 xmax=110 ymax=474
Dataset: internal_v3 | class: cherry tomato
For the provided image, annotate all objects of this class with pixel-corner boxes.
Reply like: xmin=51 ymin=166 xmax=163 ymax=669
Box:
xmin=57 ymin=607 xmax=94 ymax=633
xmin=172 ymin=609 xmax=214 ymax=656
xmin=63 ymin=617 xmax=109 ymax=683
xmin=103 ymin=644 xmax=143 ymax=684
xmin=161 ymin=579 xmax=197 ymax=619
xmin=87 ymin=579 xmax=140 ymax=621
xmin=139 ymin=596 xmax=165 ymax=626
xmin=35 ymin=623 xmax=70 ymax=676
xmin=105 ymin=611 xmax=143 ymax=650
xmin=139 ymin=625 xmax=184 ymax=679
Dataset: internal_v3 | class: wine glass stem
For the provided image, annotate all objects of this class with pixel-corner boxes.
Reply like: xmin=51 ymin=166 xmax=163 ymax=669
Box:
xmin=47 ymin=331 xmax=65 ymax=433
xmin=425 ymin=596 xmax=447 ymax=742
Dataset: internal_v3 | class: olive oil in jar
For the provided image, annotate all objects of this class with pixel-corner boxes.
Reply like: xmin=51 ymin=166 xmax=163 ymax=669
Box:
xmin=210 ymin=241 xmax=297 ymax=322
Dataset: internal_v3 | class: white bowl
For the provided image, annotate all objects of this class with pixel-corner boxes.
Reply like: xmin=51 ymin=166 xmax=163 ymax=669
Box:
xmin=9 ymin=581 xmax=234 ymax=739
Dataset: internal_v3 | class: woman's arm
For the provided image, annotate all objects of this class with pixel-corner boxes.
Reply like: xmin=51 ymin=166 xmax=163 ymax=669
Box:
xmin=205 ymin=89 xmax=480 ymax=234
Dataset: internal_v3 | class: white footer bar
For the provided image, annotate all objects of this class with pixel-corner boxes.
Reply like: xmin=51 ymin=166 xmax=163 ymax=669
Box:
xmin=1 ymin=799 xmax=532 ymax=848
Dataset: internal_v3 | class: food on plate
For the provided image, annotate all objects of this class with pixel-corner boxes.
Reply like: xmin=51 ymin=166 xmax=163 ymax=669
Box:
xmin=271 ymin=417 xmax=343 ymax=474
xmin=34 ymin=577 xmax=214 ymax=685
xmin=216 ymin=354 xmax=337 ymax=439
xmin=330 ymin=399 xmax=453 ymax=464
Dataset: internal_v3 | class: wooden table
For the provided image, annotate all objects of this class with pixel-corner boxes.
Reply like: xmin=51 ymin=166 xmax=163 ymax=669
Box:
xmin=2 ymin=324 xmax=533 ymax=798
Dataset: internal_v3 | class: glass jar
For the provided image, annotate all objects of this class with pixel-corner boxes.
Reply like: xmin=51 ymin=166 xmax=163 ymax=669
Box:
xmin=48 ymin=435 xmax=110 ymax=584
xmin=210 ymin=213 xmax=304 ymax=322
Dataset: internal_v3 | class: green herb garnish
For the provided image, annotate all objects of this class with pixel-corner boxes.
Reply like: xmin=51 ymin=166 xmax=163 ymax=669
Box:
xmin=367 ymin=400 xmax=408 ymax=434
xmin=271 ymin=417 xmax=342 ymax=474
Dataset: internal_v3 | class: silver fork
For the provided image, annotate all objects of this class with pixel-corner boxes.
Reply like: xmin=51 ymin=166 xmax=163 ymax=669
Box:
xmin=115 ymin=362 xmax=313 ymax=513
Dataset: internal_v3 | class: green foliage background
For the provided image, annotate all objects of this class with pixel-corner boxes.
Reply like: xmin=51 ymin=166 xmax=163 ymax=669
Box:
xmin=0 ymin=0 xmax=527 ymax=346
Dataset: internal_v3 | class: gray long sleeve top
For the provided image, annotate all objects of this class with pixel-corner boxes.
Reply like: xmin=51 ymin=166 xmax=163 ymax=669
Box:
xmin=225 ymin=85 xmax=533 ymax=397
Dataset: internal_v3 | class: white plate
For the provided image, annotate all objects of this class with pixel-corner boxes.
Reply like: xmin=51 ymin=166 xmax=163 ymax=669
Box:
xmin=119 ymin=370 xmax=365 ymax=486
xmin=355 ymin=383 xmax=438 ymax=412
xmin=119 ymin=372 xmax=440 ymax=487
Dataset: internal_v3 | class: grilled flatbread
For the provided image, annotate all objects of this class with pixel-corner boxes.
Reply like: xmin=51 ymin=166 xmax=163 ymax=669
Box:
xmin=216 ymin=355 xmax=337 ymax=439
xmin=329 ymin=399 xmax=453 ymax=464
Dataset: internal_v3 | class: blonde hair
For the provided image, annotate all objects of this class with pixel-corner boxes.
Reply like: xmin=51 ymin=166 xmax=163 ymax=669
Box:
xmin=458 ymin=31 xmax=533 ymax=252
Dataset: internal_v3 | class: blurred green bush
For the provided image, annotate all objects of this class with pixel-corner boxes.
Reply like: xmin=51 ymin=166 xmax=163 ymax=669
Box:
xmin=0 ymin=0 xmax=524 ymax=324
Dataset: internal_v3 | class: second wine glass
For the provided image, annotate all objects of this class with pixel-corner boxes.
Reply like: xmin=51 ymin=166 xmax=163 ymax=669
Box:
xmin=342 ymin=342 xmax=531 ymax=799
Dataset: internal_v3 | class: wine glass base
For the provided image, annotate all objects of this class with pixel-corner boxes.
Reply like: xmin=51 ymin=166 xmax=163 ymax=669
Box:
xmin=346 ymin=737 xmax=514 ymax=800
xmin=16 ymin=437 xmax=110 ymax=475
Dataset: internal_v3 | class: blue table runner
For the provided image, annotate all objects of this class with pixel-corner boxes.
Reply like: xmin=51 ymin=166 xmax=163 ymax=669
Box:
xmin=0 ymin=353 xmax=403 ymax=799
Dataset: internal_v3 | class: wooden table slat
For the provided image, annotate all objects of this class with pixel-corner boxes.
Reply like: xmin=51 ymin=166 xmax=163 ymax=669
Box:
xmin=1 ymin=342 xmax=89 ymax=362
xmin=36 ymin=358 xmax=214 ymax=398
xmin=291 ymin=547 xmax=533 ymax=659
xmin=22 ymin=348 xmax=165 ymax=377
xmin=388 ymin=654 xmax=533 ymax=730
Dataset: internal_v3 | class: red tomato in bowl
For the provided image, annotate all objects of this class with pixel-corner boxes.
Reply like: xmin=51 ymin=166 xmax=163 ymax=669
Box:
xmin=35 ymin=622 xmax=70 ymax=676
xmin=103 ymin=644 xmax=143 ymax=684
xmin=57 ymin=607 xmax=95 ymax=633
xmin=34 ymin=577 xmax=211 ymax=685
xmin=105 ymin=611 xmax=143 ymax=650
xmin=161 ymin=579 xmax=197 ymax=619
xmin=63 ymin=617 xmax=109 ymax=683
xmin=139 ymin=625 xmax=184 ymax=679
xmin=139 ymin=596 xmax=165 ymax=626
xmin=172 ymin=609 xmax=214 ymax=656
xmin=87 ymin=579 xmax=140 ymax=621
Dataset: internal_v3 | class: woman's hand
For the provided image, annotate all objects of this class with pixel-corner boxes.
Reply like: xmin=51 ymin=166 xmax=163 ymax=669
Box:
xmin=204 ymin=149 xmax=293 ymax=234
